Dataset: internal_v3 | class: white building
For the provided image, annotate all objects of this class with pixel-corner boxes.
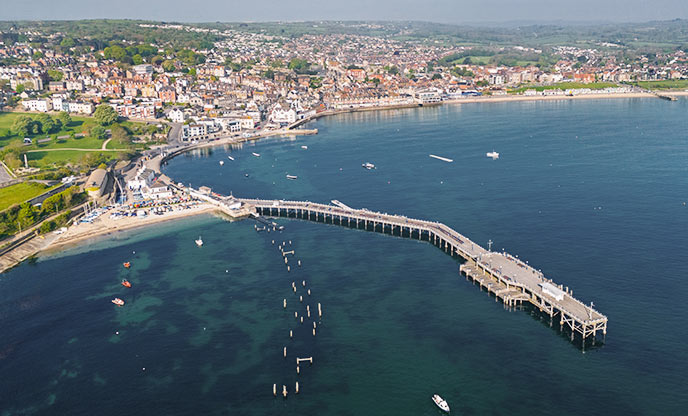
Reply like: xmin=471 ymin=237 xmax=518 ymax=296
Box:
xmin=168 ymin=108 xmax=185 ymax=123
xmin=181 ymin=124 xmax=208 ymax=141
xmin=22 ymin=99 xmax=52 ymax=112
xmin=269 ymin=103 xmax=296 ymax=125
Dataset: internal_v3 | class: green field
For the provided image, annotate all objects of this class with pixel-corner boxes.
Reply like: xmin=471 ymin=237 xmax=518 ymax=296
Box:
xmin=0 ymin=182 xmax=54 ymax=211
xmin=0 ymin=112 xmax=147 ymax=169
xmin=509 ymin=82 xmax=620 ymax=94
xmin=630 ymin=80 xmax=688 ymax=90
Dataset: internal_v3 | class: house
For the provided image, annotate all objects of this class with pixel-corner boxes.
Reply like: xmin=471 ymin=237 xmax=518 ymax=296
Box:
xmin=143 ymin=179 xmax=173 ymax=199
xmin=22 ymin=98 xmax=52 ymax=112
xmin=181 ymin=124 xmax=208 ymax=141
xmin=168 ymin=108 xmax=185 ymax=123
xmin=48 ymin=81 xmax=66 ymax=92
xmin=159 ymin=86 xmax=177 ymax=103
xmin=269 ymin=103 xmax=296 ymax=125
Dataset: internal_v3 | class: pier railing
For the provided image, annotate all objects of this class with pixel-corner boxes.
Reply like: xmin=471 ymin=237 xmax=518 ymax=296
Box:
xmin=234 ymin=197 xmax=608 ymax=343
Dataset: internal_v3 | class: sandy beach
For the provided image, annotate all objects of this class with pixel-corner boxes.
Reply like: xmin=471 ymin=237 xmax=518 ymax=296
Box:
xmin=46 ymin=203 xmax=220 ymax=253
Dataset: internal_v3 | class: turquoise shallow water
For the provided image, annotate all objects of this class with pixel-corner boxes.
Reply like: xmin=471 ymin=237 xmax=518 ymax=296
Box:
xmin=2 ymin=98 xmax=688 ymax=415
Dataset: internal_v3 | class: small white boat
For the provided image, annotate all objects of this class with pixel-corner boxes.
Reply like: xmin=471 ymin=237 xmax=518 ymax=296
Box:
xmin=252 ymin=152 xmax=261 ymax=157
xmin=362 ymin=162 xmax=376 ymax=170
xmin=486 ymin=151 xmax=499 ymax=160
xmin=227 ymin=156 xmax=234 ymax=161
xmin=219 ymin=160 xmax=224 ymax=166
xmin=432 ymin=394 xmax=450 ymax=412
xmin=301 ymin=145 xmax=308 ymax=149
xmin=111 ymin=298 xmax=125 ymax=307
xmin=286 ymin=175 xmax=298 ymax=180
xmin=429 ymin=154 xmax=454 ymax=163
xmin=195 ymin=236 xmax=203 ymax=247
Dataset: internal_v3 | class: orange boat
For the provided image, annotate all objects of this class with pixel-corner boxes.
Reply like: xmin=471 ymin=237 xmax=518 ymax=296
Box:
xmin=111 ymin=298 xmax=125 ymax=306
xmin=121 ymin=280 xmax=132 ymax=288
xmin=123 ymin=262 xmax=131 ymax=268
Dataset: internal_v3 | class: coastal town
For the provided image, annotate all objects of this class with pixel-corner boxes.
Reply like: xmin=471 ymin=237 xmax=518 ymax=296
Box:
xmin=2 ymin=20 xmax=688 ymax=271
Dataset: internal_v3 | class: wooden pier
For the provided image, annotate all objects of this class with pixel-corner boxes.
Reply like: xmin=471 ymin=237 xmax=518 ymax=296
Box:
xmin=235 ymin=197 xmax=608 ymax=343
xmin=191 ymin=189 xmax=608 ymax=344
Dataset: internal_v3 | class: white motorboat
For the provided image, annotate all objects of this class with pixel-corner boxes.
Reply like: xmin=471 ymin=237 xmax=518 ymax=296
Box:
xmin=429 ymin=154 xmax=454 ymax=163
xmin=301 ymin=145 xmax=308 ymax=149
xmin=362 ymin=162 xmax=376 ymax=170
xmin=219 ymin=160 xmax=224 ymax=166
xmin=486 ymin=151 xmax=499 ymax=159
xmin=227 ymin=156 xmax=235 ymax=161
xmin=432 ymin=394 xmax=450 ymax=412
xmin=195 ymin=236 xmax=203 ymax=247
xmin=252 ymin=152 xmax=261 ymax=157
xmin=286 ymin=175 xmax=298 ymax=180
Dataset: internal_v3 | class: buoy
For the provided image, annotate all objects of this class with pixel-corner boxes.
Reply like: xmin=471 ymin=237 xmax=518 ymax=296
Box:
xmin=282 ymin=385 xmax=287 ymax=398
xmin=273 ymin=384 xmax=277 ymax=396
xmin=302 ymin=280 xmax=306 ymax=287
xmin=115 ymin=331 xmax=119 ymax=335
xmin=299 ymin=295 xmax=303 ymax=302
xmin=313 ymin=328 xmax=316 ymax=336
xmin=225 ymin=270 xmax=228 ymax=273
xmin=142 ymin=367 xmax=146 ymax=371
xmin=284 ymin=346 xmax=287 ymax=357
xmin=290 ymin=330 xmax=293 ymax=338
xmin=296 ymin=381 xmax=299 ymax=394
xmin=300 ymin=316 xmax=304 ymax=323
xmin=284 ymin=299 xmax=287 ymax=308
xmin=307 ymin=289 xmax=311 ymax=296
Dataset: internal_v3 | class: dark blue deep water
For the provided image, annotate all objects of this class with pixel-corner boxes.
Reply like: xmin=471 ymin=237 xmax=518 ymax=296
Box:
xmin=2 ymin=99 xmax=687 ymax=415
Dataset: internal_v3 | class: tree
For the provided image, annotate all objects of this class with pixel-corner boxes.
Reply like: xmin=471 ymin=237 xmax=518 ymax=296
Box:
xmin=17 ymin=203 xmax=37 ymax=229
xmin=431 ymin=73 xmax=442 ymax=80
xmin=132 ymin=54 xmax=144 ymax=65
xmin=162 ymin=60 xmax=176 ymax=72
xmin=93 ymin=105 xmax=118 ymax=126
xmin=12 ymin=115 xmax=33 ymax=137
xmin=32 ymin=51 xmax=44 ymax=60
xmin=90 ymin=125 xmax=107 ymax=139
xmin=36 ymin=114 xmax=55 ymax=134
xmin=15 ymin=84 xmax=25 ymax=94
xmin=47 ymin=69 xmax=63 ymax=82
xmin=60 ymin=37 xmax=75 ymax=48
xmin=57 ymin=111 xmax=71 ymax=127
xmin=151 ymin=55 xmax=164 ymax=66
xmin=41 ymin=193 xmax=65 ymax=214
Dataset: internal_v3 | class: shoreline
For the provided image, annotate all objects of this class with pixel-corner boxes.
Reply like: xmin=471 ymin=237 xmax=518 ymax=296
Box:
xmin=2 ymin=90 xmax=686 ymax=271
xmin=43 ymin=204 xmax=220 ymax=255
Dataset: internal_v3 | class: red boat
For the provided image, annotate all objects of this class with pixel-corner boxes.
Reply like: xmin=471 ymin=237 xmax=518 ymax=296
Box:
xmin=111 ymin=298 xmax=125 ymax=307
xmin=123 ymin=262 xmax=131 ymax=268
xmin=121 ymin=280 xmax=132 ymax=288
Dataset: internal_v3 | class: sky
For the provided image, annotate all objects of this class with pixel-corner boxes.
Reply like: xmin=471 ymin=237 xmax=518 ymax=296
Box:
xmin=1 ymin=0 xmax=687 ymax=24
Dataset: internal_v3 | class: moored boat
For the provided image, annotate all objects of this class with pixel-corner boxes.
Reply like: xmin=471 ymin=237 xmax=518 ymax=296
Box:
xmin=219 ymin=160 xmax=224 ymax=166
xmin=301 ymin=145 xmax=308 ymax=149
xmin=432 ymin=394 xmax=450 ymax=412
xmin=112 ymin=298 xmax=125 ymax=307
xmin=286 ymin=175 xmax=298 ymax=180
xmin=123 ymin=262 xmax=131 ymax=268
xmin=121 ymin=280 xmax=132 ymax=288
xmin=362 ymin=162 xmax=376 ymax=170
xmin=486 ymin=151 xmax=499 ymax=159
xmin=228 ymin=156 xmax=235 ymax=161
xmin=195 ymin=236 xmax=203 ymax=247
xmin=252 ymin=152 xmax=261 ymax=157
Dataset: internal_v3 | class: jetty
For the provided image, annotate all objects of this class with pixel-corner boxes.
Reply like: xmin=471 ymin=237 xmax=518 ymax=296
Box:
xmin=221 ymin=196 xmax=608 ymax=343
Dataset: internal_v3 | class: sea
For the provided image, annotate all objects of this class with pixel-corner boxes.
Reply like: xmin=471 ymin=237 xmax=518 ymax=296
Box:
xmin=1 ymin=98 xmax=687 ymax=416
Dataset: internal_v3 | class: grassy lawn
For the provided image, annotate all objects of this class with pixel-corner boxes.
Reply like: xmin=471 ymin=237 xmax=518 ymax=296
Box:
xmin=509 ymin=82 xmax=620 ymax=94
xmin=0 ymin=182 xmax=54 ymax=211
xmin=0 ymin=112 xmax=149 ymax=168
xmin=25 ymin=150 xmax=119 ymax=168
xmin=630 ymin=80 xmax=688 ymax=90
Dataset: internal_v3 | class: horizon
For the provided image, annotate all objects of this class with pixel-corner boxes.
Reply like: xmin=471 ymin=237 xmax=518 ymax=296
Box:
xmin=2 ymin=0 xmax=688 ymax=24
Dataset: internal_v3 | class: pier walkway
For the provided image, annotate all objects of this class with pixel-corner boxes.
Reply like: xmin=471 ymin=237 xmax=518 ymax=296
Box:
xmin=183 ymin=188 xmax=607 ymax=342
xmin=234 ymin=197 xmax=608 ymax=342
